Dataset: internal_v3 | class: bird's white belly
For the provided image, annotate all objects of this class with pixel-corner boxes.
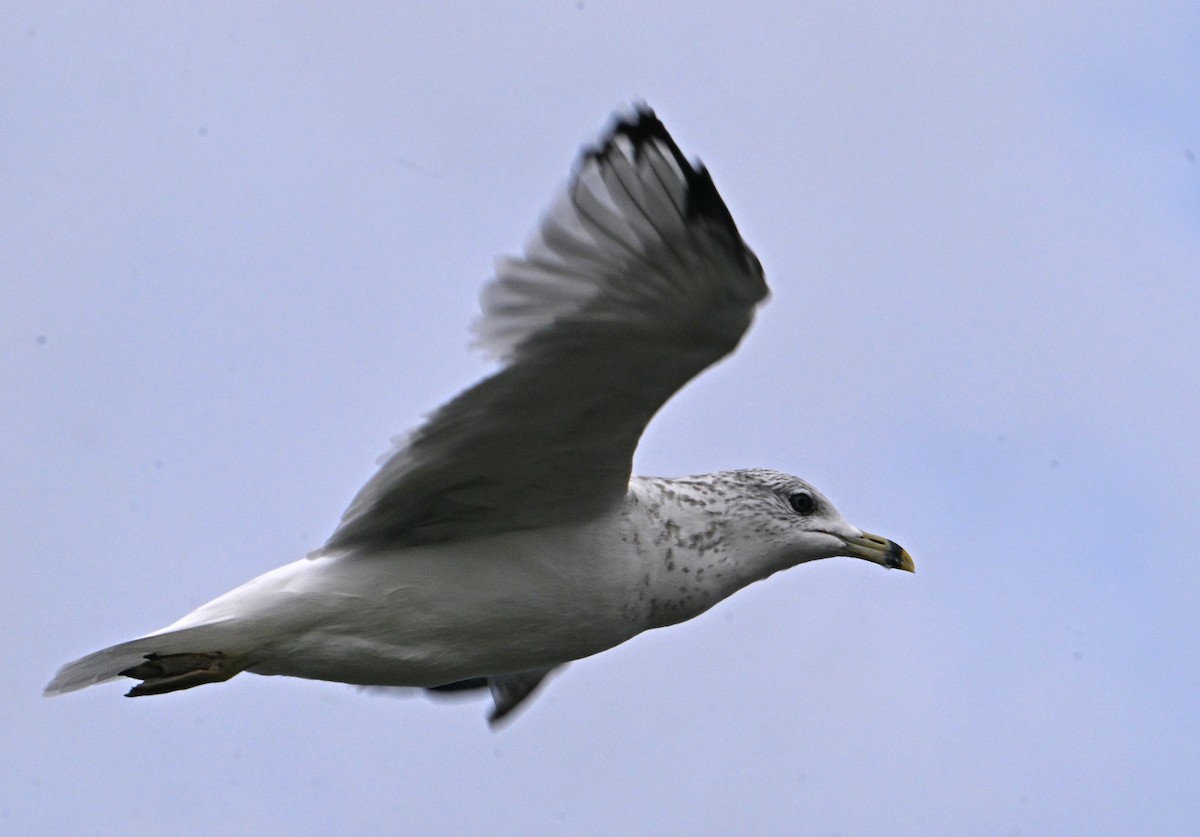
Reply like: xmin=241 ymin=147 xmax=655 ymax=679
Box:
xmin=164 ymin=520 xmax=644 ymax=687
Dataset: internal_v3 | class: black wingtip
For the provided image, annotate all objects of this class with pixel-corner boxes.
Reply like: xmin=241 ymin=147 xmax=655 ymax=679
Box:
xmin=592 ymin=104 xmax=684 ymax=171
xmin=590 ymin=104 xmax=746 ymax=248
xmin=607 ymin=104 xmax=670 ymax=158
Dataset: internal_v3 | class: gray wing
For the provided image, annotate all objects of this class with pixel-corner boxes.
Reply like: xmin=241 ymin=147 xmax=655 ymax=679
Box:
xmin=319 ymin=107 xmax=768 ymax=555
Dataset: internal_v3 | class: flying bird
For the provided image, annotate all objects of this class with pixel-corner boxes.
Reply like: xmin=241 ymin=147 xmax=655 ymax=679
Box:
xmin=45 ymin=106 xmax=913 ymax=725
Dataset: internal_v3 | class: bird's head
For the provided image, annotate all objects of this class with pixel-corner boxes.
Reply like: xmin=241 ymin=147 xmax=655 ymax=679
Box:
xmin=718 ymin=468 xmax=914 ymax=578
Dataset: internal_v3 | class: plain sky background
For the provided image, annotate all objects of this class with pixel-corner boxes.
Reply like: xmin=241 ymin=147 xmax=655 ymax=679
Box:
xmin=3 ymin=3 xmax=1197 ymax=835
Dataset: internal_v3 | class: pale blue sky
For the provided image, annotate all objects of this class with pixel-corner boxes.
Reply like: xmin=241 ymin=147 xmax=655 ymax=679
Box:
xmin=3 ymin=3 xmax=1197 ymax=835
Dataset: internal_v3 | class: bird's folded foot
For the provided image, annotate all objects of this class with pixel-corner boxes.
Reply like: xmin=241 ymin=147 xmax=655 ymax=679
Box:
xmin=120 ymin=651 xmax=243 ymax=697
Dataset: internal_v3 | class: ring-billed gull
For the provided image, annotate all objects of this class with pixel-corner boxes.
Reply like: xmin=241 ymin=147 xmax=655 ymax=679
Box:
xmin=45 ymin=106 xmax=913 ymax=725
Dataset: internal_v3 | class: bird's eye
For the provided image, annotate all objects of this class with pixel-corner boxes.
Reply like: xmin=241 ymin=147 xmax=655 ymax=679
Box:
xmin=788 ymin=492 xmax=816 ymax=515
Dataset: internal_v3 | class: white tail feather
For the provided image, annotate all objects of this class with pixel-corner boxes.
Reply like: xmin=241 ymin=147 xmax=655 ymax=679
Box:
xmin=44 ymin=620 xmax=234 ymax=696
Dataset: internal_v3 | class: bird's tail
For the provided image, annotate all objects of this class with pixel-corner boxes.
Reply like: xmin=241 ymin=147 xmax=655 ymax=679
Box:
xmin=43 ymin=620 xmax=245 ymax=697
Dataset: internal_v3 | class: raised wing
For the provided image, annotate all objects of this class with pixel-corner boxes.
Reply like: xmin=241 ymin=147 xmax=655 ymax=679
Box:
xmin=319 ymin=107 xmax=768 ymax=555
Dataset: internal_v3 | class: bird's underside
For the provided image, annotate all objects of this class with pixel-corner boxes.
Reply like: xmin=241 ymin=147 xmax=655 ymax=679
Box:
xmin=118 ymin=651 xmax=553 ymax=723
